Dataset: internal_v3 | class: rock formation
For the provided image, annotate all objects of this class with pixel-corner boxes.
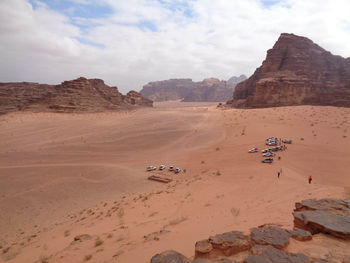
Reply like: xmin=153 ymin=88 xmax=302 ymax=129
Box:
xmin=293 ymin=198 xmax=350 ymax=239
xmin=229 ymin=33 xmax=350 ymax=108
xmin=140 ymin=78 xmax=237 ymax=102
xmin=227 ymin=75 xmax=247 ymax=84
xmin=0 ymin=77 xmax=152 ymax=114
xmin=150 ymin=199 xmax=350 ymax=263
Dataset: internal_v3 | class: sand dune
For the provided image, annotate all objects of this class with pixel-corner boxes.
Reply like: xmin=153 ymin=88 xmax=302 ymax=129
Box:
xmin=0 ymin=104 xmax=349 ymax=262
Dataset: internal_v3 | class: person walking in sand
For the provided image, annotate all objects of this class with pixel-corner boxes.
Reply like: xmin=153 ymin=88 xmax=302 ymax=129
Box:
xmin=308 ymin=176 xmax=312 ymax=184
xmin=278 ymin=171 xmax=280 ymax=178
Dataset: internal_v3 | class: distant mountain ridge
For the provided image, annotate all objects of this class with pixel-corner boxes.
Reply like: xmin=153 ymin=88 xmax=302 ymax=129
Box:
xmin=229 ymin=33 xmax=350 ymax=108
xmin=0 ymin=77 xmax=152 ymax=114
xmin=140 ymin=76 xmax=245 ymax=102
xmin=227 ymin=74 xmax=247 ymax=84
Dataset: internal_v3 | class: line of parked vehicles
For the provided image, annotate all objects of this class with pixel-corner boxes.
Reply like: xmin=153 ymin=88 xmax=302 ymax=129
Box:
xmin=146 ymin=165 xmax=181 ymax=174
xmin=248 ymin=137 xmax=292 ymax=164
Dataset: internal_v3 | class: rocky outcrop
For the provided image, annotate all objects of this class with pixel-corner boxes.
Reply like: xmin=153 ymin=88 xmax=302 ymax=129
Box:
xmin=195 ymin=231 xmax=252 ymax=259
xmin=244 ymin=245 xmax=309 ymax=263
xmin=0 ymin=77 xmax=152 ymax=114
xmin=230 ymin=33 xmax=350 ymax=108
xmin=124 ymin=90 xmax=153 ymax=107
xmin=150 ymin=199 xmax=350 ymax=263
xmin=293 ymin=198 xmax=350 ymax=239
xmin=288 ymin=227 xmax=312 ymax=241
xmin=250 ymin=225 xmax=290 ymax=249
xmin=150 ymin=250 xmax=191 ymax=263
xmin=140 ymin=78 xmax=236 ymax=102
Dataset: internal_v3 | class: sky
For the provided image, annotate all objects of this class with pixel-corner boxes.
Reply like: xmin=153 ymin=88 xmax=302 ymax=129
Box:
xmin=1 ymin=0 xmax=350 ymax=93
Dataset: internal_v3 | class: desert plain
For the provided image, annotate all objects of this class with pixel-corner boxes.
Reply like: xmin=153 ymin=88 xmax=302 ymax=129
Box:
xmin=0 ymin=102 xmax=349 ymax=262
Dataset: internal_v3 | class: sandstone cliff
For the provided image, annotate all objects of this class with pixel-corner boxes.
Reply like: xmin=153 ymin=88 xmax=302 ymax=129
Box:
xmin=0 ymin=77 xmax=152 ymax=114
xmin=140 ymin=78 xmax=237 ymax=102
xmin=230 ymin=33 xmax=350 ymax=108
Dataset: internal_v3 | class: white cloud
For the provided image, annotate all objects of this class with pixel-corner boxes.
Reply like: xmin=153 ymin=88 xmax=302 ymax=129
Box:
xmin=0 ymin=0 xmax=350 ymax=93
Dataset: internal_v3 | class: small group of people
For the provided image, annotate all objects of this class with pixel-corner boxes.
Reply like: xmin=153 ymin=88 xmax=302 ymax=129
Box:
xmin=277 ymin=168 xmax=313 ymax=184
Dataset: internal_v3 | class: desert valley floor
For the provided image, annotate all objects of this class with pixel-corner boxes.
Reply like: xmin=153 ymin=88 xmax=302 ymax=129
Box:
xmin=0 ymin=102 xmax=349 ymax=262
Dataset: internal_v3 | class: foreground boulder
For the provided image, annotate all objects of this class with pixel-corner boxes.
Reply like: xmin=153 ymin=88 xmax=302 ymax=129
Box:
xmin=288 ymin=227 xmax=312 ymax=241
xmin=293 ymin=199 xmax=350 ymax=239
xmin=244 ymin=245 xmax=309 ymax=263
xmin=250 ymin=225 xmax=290 ymax=249
xmin=150 ymin=250 xmax=190 ymax=263
xmin=195 ymin=231 xmax=252 ymax=258
xmin=230 ymin=33 xmax=350 ymax=108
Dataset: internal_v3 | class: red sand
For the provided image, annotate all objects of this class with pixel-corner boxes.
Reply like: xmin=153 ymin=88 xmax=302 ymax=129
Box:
xmin=0 ymin=104 xmax=349 ymax=262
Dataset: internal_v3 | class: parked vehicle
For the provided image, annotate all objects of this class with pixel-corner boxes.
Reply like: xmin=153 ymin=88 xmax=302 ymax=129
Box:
xmin=147 ymin=166 xmax=157 ymax=171
xmin=269 ymin=147 xmax=278 ymax=152
xmin=159 ymin=165 xmax=166 ymax=170
xmin=175 ymin=168 xmax=181 ymax=173
xmin=169 ymin=166 xmax=174 ymax=171
xmin=261 ymin=158 xmax=274 ymax=163
xmin=282 ymin=139 xmax=292 ymax=144
xmin=266 ymin=141 xmax=277 ymax=146
xmin=263 ymin=152 xmax=275 ymax=157
xmin=262 ymin=149 xmax=270 ymax=153
xmin=248 ymin=148 xmax=258 ymax=153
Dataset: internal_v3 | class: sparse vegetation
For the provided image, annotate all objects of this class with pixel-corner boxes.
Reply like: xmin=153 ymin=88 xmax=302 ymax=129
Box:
xmin=113 ymin=250 xmax=124 ymax=258
xmin=149 ymin=211 xmax=158 ymax=217
xmin=344 ymin=187 xmax=350 ymax=199
xmin=64 ymin=230 xmax=70 ymax=237
xmin=39 ymin=255 xmax=49 ymax=263
xmin=215 ymin=170 xmax=221 ymax=176
xmin=230 ymin=207 xmax=240 ymax=217
xmin=117 ymin=208 xmax=124 ymax=218
xmin=116 ymin=235 xmax=125 ymax=242
xmin=94 ymin=239 xmax=104 ymax=247
xmin=84 ymin=254 xmax=92 ymax=261
xmin=167 ymin=216 xmax=188 ymax=226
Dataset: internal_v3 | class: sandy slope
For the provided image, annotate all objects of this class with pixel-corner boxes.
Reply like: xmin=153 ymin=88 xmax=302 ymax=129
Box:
xmin=0 ymin=104 xmax=349 ymax=262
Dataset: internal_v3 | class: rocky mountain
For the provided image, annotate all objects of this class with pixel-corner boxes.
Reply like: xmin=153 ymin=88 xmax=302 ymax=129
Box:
xmin=140 ymin=78 xmax=236 ymax=102
xmin=229 ymin=33 xmax=350 ymax=108
xmin=227 ymin=74 xmax=247 ymax=84
xmin=0 ymin=77 xmax=152 ymax=114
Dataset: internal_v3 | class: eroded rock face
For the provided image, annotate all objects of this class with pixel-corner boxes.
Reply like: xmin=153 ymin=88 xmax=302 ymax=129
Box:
xmin=293 ymin=198 xmax=350 ymax=239
xmin=250 ymin=225 xmax=290 ymax=249
xmin=0 ymin=77 xmax=152 ymax=114
xmin=230 ymin=33 xmax=350 ymax=108
xmin=140 ymin=78 xmax=236 ymax=102
xmin=150 ymin=250 xmax=190 ymax=263
xmin=124 ymin=90 xmax=153 ymax=107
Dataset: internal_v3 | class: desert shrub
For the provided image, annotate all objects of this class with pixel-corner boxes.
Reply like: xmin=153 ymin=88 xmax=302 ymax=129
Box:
xmin=95 ymin=239 xmax=103 ymax=247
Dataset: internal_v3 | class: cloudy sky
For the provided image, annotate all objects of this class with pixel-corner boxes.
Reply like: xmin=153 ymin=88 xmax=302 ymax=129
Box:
xmin=1 ymin=0 xmax=350 ymax=93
